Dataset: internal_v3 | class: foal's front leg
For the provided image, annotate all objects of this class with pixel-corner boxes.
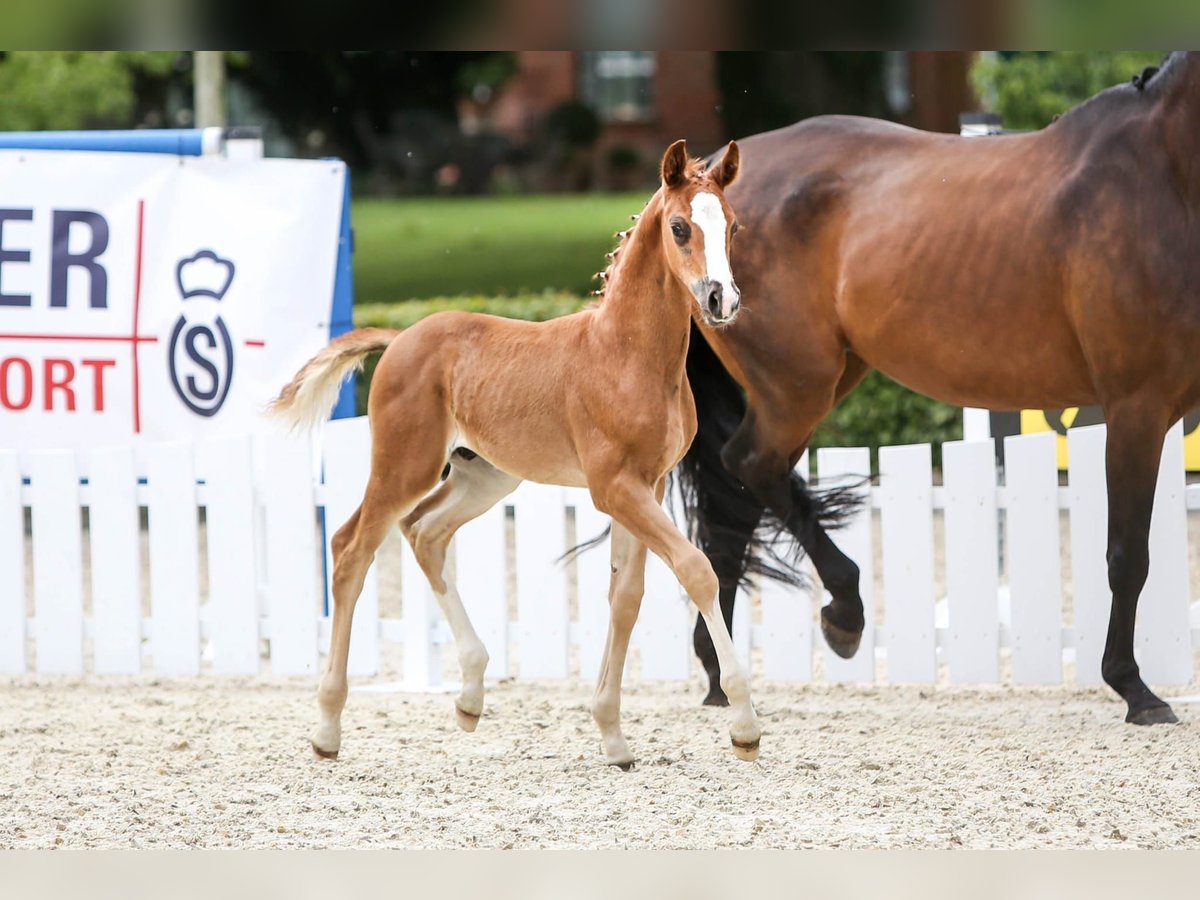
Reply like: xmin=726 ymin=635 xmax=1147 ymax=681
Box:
xmin=597 ymin=476 xmax=761 ymax=761
xmin=590 ymin=523 xmax=647 ymax=768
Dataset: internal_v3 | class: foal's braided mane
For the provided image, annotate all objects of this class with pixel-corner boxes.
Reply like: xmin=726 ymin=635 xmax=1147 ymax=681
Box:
xmin=591 ymin=158 xmax=710 ymax=301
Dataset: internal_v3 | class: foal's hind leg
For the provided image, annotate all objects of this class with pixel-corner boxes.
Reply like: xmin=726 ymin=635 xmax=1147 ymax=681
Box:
xmin=591 ymin=523 xmax=647 ymax=768
xmin=596 ymin=476 xmax=761 ymax=760
xmin=312 ymin=445 xmax=448 ymax=759
xmin=401 ymin=452 xmax=520 ymax=731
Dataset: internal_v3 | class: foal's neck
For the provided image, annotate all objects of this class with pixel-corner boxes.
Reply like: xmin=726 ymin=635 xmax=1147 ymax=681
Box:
xmin=593 ymin=195 xmax=693 ymax=378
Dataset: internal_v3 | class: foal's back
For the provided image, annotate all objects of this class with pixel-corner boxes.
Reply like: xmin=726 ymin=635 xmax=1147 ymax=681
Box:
xmin=367 ymin=308 xmax=603 ymax=487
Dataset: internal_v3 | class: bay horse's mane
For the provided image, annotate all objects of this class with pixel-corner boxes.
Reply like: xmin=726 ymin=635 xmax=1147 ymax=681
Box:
xmin=592 ymin=158 xmax=712 ymax=303
xmin=1055 ymin=52 xmax=1181 ymax=127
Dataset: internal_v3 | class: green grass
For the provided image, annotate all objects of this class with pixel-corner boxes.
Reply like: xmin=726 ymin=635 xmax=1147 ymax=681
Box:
xmin=352 ymin=192 xmax=649 ymax=303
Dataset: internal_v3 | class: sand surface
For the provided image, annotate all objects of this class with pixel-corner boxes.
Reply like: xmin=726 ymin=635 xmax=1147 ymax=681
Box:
xmin=3 ymin=675 xmax=1200 ymax=849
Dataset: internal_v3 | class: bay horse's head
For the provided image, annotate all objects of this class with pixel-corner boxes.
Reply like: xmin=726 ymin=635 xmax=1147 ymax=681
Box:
xmin=659 ymin=138 xmax=741 ymax=327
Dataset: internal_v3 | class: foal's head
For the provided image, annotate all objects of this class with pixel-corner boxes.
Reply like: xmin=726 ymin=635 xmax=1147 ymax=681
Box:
xmin=659 ymin=138 xmax=741 ymax=326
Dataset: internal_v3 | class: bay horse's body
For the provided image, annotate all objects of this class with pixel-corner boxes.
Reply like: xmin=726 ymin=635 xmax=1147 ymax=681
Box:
xmin=685 ymin=52 xmax=1200 ymax=724
xmin=273 ymin=140 xmax=761 ymax=766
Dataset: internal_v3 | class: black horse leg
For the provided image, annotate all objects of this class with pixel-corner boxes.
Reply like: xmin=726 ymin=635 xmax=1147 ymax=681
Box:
xmin=1101 ymin=408 xmax=1177 ymax=724
xmin=808 ymin=527 xmax=865 ymax=659
xmin=693 ymin=511 xmax=760 ymax=706
xmin=721 ymin=412 xmax=868 ymax=661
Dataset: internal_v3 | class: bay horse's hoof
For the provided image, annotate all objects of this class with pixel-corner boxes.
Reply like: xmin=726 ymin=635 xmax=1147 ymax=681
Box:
xmin=1126 ymin=704 xmax=1179 ymax=726
xmin=731 ymin=737 xmax=760 ymax=762
xmin=820 ymin=605 xmax=863 ymax=659
xmin=311 ymin=742 xmax=339 ymax=760
xmin=702 ymin=689 xmax=730 ymax=707
xmin=455 ymin=705 xmax=481 ymax=733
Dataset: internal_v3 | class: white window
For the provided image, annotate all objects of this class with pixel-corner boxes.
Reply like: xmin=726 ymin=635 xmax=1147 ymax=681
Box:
xmin=578 ymin=51 xmax=656 ymax=123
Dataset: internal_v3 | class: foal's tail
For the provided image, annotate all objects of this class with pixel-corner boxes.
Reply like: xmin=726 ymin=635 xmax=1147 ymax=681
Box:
xmin=675 ymin=323 xmax=864 ymax=590
xmin=268 ymin=327 xmax=399 ymax=432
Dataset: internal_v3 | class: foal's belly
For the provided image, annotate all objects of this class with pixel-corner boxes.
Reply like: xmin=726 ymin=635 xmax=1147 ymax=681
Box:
xmin=454 ymin=421 xmax=590 ymax=488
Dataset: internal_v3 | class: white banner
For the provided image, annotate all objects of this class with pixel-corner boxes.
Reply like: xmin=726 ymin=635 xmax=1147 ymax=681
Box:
xmin=0 ymin=149 xmax=345 ymax=460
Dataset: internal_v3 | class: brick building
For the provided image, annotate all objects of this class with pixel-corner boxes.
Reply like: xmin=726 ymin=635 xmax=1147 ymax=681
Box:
xmin=467 ymin=51 xmax=978 ymax=191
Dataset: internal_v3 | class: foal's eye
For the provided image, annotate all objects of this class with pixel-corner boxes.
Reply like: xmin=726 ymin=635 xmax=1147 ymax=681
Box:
xmin=731 ymin=221 xmax=740 ymax=236
xmin=670 ymin=219 xmax=690 ymax=243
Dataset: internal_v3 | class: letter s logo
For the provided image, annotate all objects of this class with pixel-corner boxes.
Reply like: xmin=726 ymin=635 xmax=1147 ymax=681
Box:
xmin=168 ymin=250 xmax=237 ymax=417
xmin=168 ymin=316 xmax=234 ymax=416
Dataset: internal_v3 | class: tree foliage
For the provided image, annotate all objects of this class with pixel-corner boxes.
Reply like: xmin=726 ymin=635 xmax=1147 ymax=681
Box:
xmin=970 ymin=51 xmax=1163 ymax=131
xmin=0 ymin=52 xmax=175 ymax=132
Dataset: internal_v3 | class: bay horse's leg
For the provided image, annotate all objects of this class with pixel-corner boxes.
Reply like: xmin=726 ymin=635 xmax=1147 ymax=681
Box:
xmin=597 ymin=476 xmax=761 ymax=760
xmin=590 ymin=523 xmax=647 ymax=768
xmin=1101 ymin=404 xmax=1178 ymax=725
xmin=401 ymin=453 xmax=520 ymax=731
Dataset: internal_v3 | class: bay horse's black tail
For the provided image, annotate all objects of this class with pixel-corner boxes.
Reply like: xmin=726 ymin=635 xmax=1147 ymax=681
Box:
xmin=674 ymin=322 xmax=864 ymax=590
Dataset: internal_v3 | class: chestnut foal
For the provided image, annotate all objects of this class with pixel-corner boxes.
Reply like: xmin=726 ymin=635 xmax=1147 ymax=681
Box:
xmin=271 ymin=140 xmax=759 ymax=767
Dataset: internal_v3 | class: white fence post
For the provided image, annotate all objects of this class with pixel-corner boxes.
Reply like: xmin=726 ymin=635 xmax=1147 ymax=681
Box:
xmin=1067 ymin=424 xmax=1109 ymax=685
xmin=1004 ymin=432 xmax=1063 ymax=684
xmin=322 ymin=417 xmax=379 ymax=677
xmin=513 ymin=482 xmax=569 ymax=679
xmin=198 ymin=436 xmax=260 ymax=675
xmin=88 ymin=446 xmax=143 ymax=675
xmin=760 ymin=451 xmax=812 ymax=683
xmin=879 ymin=443 xmax=937 ymax=682
xmin=31 ymin=450 xmax=84 ymax=675
xmin=0 ymin=451 xmax=26 ymax=674
xmin=146 ymin=442 xmax=202 ymax=676
xmin=1139 ymin=421 xmax=1191 ymax=685
xmin=942 ymin=439 xmax=1000 ymax=683
xmin=259 ymin=431 xmax=320 ymax=676
xmin=817 ymin=447 xmax=875 ymax=683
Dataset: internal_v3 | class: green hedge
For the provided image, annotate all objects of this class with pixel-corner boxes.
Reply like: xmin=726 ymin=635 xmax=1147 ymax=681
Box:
xmin=809 ymin=371 xmax=961 ymax=469
xmin=350 ymin=295 xmax=961 ymax=463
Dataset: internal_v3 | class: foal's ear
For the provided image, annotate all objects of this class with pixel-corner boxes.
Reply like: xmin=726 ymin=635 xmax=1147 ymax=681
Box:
xmin=661 ymin=139 xmax=689 ymax=189
xmin=710 ymin=141 xmax=740 ymax=189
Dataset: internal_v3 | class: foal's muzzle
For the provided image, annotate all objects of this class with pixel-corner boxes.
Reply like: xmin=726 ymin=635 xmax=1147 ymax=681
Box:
xmin=696 ymin=278 xmax=741 ymax=326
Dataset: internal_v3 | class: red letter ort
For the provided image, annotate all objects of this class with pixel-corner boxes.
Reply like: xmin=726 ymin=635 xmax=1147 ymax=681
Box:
xmin=43 ymin=358 xmax=76 ymax=411
xmin=0 ymin=357 xmax=33 ymax=410
xmin=80 ymin=358 xmax=116 ymax=412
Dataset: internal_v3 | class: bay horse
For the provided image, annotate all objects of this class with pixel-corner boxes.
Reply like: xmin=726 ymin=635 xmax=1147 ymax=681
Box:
xmin=271 ymin=140 xmax=762 ymax=767
xmin=683 ymin=52 xmax=1199 ymax=725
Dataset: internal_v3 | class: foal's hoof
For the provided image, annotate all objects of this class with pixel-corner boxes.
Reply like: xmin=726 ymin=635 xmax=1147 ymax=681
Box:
xmin=820 ymin=606 xmax=863 ymax=659
xmin=609 ymin=758 xmax=636 ymax=772
xmin=732 ymin=737 xmax=760 ymax=762
xmin=702 ymin=688 xmax=730 ymax=708
xmin=311 ymin=742 xmax=339 ymax=761
xmin=455 ymin=705 xmax=481 ymax=733
xmin=1126 ymin=704 xmax=1179 ymax=726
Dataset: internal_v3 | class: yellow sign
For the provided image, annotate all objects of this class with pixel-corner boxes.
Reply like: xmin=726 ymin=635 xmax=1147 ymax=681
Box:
xmin=1020 ymin=407 xmax=1200 ymax=470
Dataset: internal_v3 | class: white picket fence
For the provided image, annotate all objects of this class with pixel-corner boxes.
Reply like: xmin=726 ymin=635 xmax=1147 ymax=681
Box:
xmin=2 ymin=418 xmax=1198 ymax=688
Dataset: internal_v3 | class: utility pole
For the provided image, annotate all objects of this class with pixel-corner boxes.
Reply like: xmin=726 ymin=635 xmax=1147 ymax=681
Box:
xmin=193 ymin=52 xmax=227 ymax=128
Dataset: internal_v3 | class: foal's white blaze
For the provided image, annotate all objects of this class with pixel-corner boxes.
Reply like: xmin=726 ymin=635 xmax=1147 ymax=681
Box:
xmin=690 ymin=191 xmax=738 ymax=317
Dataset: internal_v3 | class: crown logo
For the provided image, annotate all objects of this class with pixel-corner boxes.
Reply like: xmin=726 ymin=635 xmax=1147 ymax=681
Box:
xmin=176 ymin=250 xmax=235 ymax=301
